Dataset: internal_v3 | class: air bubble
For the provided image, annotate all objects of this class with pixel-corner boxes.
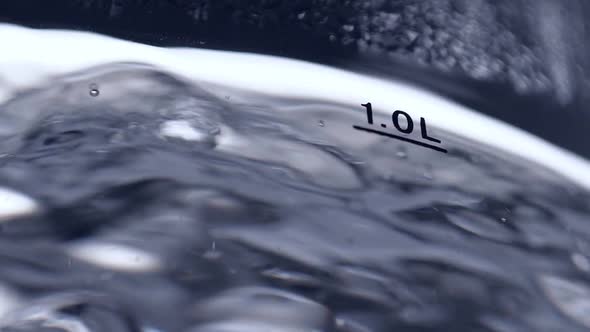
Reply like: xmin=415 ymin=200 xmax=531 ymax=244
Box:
xmin=318 ymin=120 xmax=325 ymax=127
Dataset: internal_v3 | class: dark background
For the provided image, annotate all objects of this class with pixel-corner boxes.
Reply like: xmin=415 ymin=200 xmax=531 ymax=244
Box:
xmin=1 ymin=0 xmax=589 ymax=158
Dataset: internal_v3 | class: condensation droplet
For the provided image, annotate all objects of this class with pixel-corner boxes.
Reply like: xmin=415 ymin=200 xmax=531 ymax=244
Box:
xmin=318 ymin=120 xmax=325 ymax=127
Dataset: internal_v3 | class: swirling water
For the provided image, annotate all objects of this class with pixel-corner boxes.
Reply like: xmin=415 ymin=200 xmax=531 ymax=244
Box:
xmin=0 ymin=46 xmax=590 ymax=332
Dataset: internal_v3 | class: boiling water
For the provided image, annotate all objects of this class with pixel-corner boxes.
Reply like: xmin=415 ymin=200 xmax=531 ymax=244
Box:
xmin=0 ymin=25 xmax=590 ymax=332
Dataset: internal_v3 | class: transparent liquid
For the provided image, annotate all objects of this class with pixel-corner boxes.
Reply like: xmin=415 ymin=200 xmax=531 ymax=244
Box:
xmin=0 ymin=62 xmax=588 ymax=332
xmin=1 ymin=18 xmax=590 ymax=331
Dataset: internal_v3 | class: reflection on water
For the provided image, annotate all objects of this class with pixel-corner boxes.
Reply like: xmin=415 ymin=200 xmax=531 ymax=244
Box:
xmin=0 ymin=64 xmax=589 ymax=332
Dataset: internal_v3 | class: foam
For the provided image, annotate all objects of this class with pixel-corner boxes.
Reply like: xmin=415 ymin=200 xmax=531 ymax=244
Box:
xmin=0 ymin=24 xmax=589 ymax=190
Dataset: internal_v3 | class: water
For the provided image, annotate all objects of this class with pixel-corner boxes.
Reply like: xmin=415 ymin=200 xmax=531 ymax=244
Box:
xmin=0 ymin=26 xmax=590 ymax=332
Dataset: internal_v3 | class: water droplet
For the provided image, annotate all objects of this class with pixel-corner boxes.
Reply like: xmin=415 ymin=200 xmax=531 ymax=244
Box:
xmin=89 ymin=83 xmax=100 ymax=97
xmin=342 ymin=24 xmax=355 ymax=32
xmin=500 ymin=217 xmax=507 ymax=222
xmin=395 ymin=146 xmax=407 ymax=159
xmin=318 ymin=120 xmax=325 ymax=127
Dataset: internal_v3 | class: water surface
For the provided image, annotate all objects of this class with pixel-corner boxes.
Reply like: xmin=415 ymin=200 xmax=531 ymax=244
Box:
xmin=0 ymin=63 xmax=589 ymax=332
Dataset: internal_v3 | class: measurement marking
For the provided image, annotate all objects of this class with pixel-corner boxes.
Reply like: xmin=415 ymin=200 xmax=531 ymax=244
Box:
xmin=353 ymin=125 xmax=448 ymax=153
